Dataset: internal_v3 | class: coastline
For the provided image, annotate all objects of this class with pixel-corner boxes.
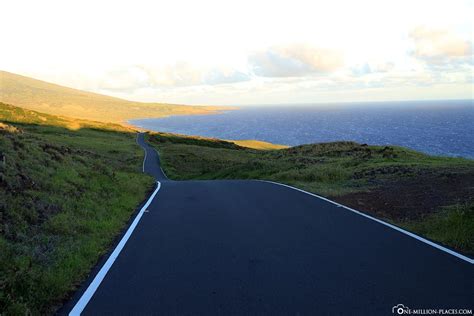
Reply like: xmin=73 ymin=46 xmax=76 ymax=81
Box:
xmin=126 ymin=101 xmax=474 ymax=159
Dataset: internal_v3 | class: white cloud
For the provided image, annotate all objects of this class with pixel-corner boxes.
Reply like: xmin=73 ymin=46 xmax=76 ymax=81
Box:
xmin=351 ymin=61 xmax=395 ymax=76
xmin=249 ymin=44 xmax=343 ymax=77
xmin=203 ymin=68 xmax=250 ymax=85
xmin=409 ymin=27 xmax=472 ymax=65
xmin=93 ymin=63 xmax=251 ymax=93
xmin=148 ymin=63 xmax=203 ymax=87
xmin=149 ymin=63 xmax=250 ymax=87
xmin=98 ymin=66 xmax=151 ymax=91
xmin=1 ymin=0 xmax=472 ymax=104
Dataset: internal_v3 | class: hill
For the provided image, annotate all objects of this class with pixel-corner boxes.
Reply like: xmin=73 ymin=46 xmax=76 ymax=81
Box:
xmin=0 ymin=70 xmax=227 ymax=124
xmin=1 ymin=101 xmax=473 ymax=313
xmin=0 ymin=102 xmax=285 ymax=150
xmin=0 ymin=103 xmax=154 ymax=314
xmin=0 ymin=101 xmax=132 ymax=132
xmin=0 ymin=102 xmax=282 ymax=313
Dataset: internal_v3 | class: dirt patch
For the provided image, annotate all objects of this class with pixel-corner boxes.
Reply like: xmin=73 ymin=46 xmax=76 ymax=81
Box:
xmin=335 ymin=169 xmax=474 ymax=221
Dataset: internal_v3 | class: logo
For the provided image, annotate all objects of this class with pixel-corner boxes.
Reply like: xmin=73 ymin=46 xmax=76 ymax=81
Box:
xmin=393 ymin=304 xmax=409 ymax=315
xmin=391 ymin=304 xmax=472 ymax=315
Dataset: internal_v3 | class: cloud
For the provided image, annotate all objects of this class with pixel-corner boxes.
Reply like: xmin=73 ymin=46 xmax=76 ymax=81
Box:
xmin=203 ymin=68 xmax=250 ymax=85
xmin=95 ymin=63 xmax=250 ymax=93
xmin=150 ymin=62 xmax=203 ymax=87
xmin=409 ymin=27 xmax=472 ymax=65
xmin=98 ymin=66 xmax=150 ymax=91
xmin=351 ymin=61 xmax=395 ymax=76
xmin=248 ymin=43 xmax=343 ymax=77
xmin=146 ymin=63 xmax=250 ymax=87
xmin=351 ymin=63 xmax=372 ymax=76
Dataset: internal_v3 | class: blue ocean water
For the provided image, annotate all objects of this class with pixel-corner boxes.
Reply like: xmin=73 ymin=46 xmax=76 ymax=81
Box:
xmin=130 ymin=100 xmax=474 ymax=158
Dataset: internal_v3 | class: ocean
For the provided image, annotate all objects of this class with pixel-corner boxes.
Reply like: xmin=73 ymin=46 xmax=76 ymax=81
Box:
xmin=130 ymin=100 xmax=474 ymax=158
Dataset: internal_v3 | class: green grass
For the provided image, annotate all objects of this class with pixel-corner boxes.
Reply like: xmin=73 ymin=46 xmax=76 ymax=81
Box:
xmin=148 ymin=132 xmax=474 ymax=255
xmin=0 ymin=103 xmax=154 ymax=314
xmin=1 ymin=98 xmax=473 ymax=314
xmin=404 ymin=203 xmax=474 ymax=253
xmin=150 ymin=132 xmax=473 ymax=196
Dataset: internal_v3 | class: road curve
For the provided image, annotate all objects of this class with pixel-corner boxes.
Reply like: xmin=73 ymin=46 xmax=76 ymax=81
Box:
xmin=65 ymin=133 xmax=473 ymax=315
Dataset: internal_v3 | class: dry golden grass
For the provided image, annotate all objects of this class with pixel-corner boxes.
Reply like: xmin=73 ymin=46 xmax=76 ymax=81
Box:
xmin=0 ymin=102 xmax=134 ymax=132
xmin=231 ymin=139 xmax=288 ymax=150
xmin=0 ymin=70 xmax=228 ymax=124
xmin=148 ymin=130 xmax=285 ymax=150
xmin=0 ymin=122 xmax=20 ymax=133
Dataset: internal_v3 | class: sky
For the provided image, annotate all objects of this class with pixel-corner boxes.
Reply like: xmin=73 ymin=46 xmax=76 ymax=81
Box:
xmin=1 ymin=0 xmax=473 ymax=105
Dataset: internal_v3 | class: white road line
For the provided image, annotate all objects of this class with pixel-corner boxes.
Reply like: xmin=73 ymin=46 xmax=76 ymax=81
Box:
xmin=160 ymin=167 xmax=168 ymax=180
xmin=259 ymin=180 xmax=474 ymax=265
xmin=69 ymin=133 xmax=161 ymax=315
xmin=69 ymin=182 xmax=161 ymax=315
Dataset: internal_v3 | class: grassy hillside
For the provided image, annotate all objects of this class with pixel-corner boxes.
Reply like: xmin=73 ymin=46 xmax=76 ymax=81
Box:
xmin=148 ymin=132 xmax=474 ymax=255
xmin=0 ymin=102 xmax=154 ymax=314
xmin=0 ymin=102 xmax=131 ymax=132
xmin=1 ymin=98 xmax=472 ymax=314
xmin=0 ymin=70 xmax=228 ymax=123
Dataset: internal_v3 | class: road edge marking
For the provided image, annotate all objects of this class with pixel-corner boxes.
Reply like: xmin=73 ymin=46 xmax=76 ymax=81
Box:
xmin=69 ymin=181 xmax=161 ymax=315
xmin=258 ymin=180 xmax=474 ymax=264
xmin=70 ymin=133 xmax=160 ymax=315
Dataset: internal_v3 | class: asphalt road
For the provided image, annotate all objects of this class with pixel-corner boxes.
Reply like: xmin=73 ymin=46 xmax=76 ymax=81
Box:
xmin=66 ymin=133 xmax=473 ymax=315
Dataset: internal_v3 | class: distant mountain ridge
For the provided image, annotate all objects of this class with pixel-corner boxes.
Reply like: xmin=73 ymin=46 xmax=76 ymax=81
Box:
xmin=0 ymin=70 xmax=226 ymax=123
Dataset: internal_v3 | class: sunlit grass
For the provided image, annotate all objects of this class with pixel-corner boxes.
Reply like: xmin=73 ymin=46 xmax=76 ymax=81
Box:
xmin=0 ymin=103 xmax=154 ymax=314
xmin=231 ymin=139 xmax=288 ymax=150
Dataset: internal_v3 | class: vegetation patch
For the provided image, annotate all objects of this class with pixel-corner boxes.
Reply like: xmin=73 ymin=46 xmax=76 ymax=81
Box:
xmin=404 ymin=203 xmax=474 ymax=254
xmin=0 ymin=103 xmax=153 ymax=314
xmin=148 ymin=132 xmax=474 ymax=255
xmin=230 ymin=139 xmax=288 ymax=150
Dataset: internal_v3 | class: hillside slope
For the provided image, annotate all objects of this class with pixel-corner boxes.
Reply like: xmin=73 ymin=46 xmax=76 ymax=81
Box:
xmin=0 ymin=102 xmax=131 ymax=132
xmin=1 ymin=101 xmax=473 ymax=313
xmin=0 ymin=102 xmax=284 ymax=150
xmin=0 ymin=102 xmax=154 ymax=314
xmin=0 ymin=70 xmax=226 ymax=123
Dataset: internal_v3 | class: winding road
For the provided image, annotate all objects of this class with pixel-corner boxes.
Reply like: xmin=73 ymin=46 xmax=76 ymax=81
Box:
xmin=65 ymin=133 xmax=473 ymax=315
